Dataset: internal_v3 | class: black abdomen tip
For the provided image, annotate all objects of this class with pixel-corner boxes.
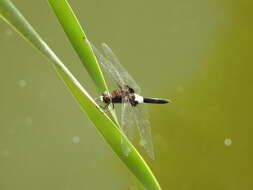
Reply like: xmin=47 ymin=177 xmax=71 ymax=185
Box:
xmin=143 ymin=97 xmax=171 ymax=104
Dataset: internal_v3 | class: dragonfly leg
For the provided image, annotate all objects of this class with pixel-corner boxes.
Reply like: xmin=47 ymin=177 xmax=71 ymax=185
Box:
xmin=94 ymin=97 xmax=100 ymax=103
xmin=102 ymin=103 xmax=110 ymax=110
xmin=130 ymin=100 xmax=138 ymax=107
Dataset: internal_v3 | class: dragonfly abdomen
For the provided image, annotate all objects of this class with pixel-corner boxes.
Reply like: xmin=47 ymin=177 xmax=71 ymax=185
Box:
xmin=143 ymin=97 xmax=170 ymax=104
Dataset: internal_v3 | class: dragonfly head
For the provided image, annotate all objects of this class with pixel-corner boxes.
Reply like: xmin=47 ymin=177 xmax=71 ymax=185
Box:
xmin=101 ymin=92 xmax=111 ymax=104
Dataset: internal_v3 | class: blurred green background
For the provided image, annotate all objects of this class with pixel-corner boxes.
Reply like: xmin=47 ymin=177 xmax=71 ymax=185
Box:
xmin=0 ymin=0 xmax=252 ymax=189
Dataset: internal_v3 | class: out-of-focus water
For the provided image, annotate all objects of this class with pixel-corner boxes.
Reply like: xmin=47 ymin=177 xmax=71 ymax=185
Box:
xmin=0 ymin=0 xmax=252 ymax=189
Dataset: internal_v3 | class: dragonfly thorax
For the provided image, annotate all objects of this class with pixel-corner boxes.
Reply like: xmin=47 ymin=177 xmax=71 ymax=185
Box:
xmin=100 ymin=88 xmax=144 ymax=107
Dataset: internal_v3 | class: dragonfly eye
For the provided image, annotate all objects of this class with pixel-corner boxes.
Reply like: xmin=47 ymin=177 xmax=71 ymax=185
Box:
xmin=103 ymin=96 xmax=111 ymax=104
xmin=101 ymin=92 xmax=111 ymax=104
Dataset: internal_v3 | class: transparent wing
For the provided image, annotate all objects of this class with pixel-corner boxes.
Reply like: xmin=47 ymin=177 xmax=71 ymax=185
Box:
xmin=120 ymin=102 xmax=136 ymax=140
xmin=92 ymin=43 xmax=141 ymax=93
xmin=132 ymin=104 xmax=155 ymax=160
xmin=91 ymin=44 xmax=124 ymax=88
xmin=121 ymin=102 xmax=155 ymax=159
xmin=101 ymin=43 xmax=141 ymax=93
xmin=120 ymin=102 xmax=137 ymax=156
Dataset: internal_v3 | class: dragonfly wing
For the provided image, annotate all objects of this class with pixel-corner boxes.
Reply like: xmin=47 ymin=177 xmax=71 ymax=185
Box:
xmin=120 ymin=102 xmax=136 ymax=140
xmin=91 ymin=44 xmax=124 ymax=87
xmin=132 ymin=104 xmax=155 ymax=160
xmin=121 ymin=101 xmax=155 ymax=159
xmin=101 ymin=43 xmax=141 ymax=93
xmin=119 ymin=102 xmax=136 ymax=156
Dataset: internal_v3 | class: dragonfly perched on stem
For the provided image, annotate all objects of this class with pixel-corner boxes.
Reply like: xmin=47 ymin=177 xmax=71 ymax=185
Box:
xmin=91 ymin=43 xmax=171 ymax=159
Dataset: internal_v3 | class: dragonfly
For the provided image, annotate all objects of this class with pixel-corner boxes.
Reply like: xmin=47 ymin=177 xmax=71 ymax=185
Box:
xmin=91 ymin=43 xmax=170 ymax=159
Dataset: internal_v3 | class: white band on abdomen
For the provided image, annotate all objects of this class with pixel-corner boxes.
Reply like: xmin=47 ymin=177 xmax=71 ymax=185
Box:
xmin=134 ymin=94 xmax=144 ymax=103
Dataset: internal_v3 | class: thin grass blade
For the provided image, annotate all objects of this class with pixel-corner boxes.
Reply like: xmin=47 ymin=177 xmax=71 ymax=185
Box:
xmin=47 ymin=0 xmax=118 ymax=124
